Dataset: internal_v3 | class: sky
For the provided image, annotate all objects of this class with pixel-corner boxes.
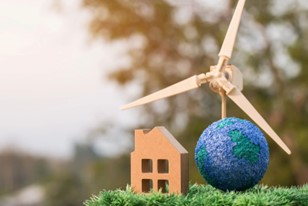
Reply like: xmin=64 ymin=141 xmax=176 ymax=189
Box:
xmin=0 ymin=0 xmax=138 ymax=158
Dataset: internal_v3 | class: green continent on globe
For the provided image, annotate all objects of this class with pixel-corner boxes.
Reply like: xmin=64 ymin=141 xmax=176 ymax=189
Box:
xmin=217 ymin=118 xmax=235 ymax=129
xmin=228 ymin=130 xmax=261 ymax=164
xmin=196 ymin=147 xmax=207 ymax=176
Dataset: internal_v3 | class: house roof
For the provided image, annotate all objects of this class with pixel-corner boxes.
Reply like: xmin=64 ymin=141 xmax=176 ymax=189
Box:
xmin=135 ymin=126 xmax=188 ymax=154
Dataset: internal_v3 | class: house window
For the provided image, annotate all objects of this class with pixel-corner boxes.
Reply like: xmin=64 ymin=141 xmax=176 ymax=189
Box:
xmin=158 ymin=180 xmax=169 ymax=193
xmin=157 ymin=159 xmax=169 ymax=173
xmin=142 ymin=179 xmax=153 ymax=193
xmin=142 ymin=159 xmax=153 ymax=173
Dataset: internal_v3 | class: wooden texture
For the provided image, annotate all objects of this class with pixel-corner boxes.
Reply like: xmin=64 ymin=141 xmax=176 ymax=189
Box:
xmin=131 ymin=127 xmax=189 ymax=194
xmin=218 ymin=0 xmax=246 ymax=60
xmin=120 ymin=74 xmax=207 ymax=110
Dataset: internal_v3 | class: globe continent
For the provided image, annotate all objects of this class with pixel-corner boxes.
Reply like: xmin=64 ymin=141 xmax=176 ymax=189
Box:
xmin=195 ymin=117 xmax=269 ymax=191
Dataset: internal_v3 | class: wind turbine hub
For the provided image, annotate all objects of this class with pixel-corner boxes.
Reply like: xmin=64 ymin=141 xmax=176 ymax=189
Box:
xmin=208 ymin=67 xmax=229 ymax=93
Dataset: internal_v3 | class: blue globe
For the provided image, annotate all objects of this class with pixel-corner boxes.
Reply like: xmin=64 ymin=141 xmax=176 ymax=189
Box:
xmin=195 ymin=117 xmax=269 ymax=191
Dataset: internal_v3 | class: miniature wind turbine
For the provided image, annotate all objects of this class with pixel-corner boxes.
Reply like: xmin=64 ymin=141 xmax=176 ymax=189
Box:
xmin=121 ymin=0 xmax=291 ymax=155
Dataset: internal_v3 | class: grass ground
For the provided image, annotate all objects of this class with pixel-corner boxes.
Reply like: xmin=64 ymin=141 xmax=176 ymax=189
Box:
xmin=85 ymin=184 xmax=308 ymax=206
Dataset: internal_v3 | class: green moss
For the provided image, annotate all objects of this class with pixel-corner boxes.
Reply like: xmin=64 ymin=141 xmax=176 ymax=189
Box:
xmin=85 ymin=184 xmax=308 ymax=206
xmin=228 ymin=130 xmax=260 ymax=164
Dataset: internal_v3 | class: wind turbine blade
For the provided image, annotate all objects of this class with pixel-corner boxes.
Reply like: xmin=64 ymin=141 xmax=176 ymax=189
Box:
xmin=227 ymin=87 xmax=291 ymax=155
xmin=121 ymin=74 xmax=207 ymax=110
xmin=219 ymin=0 xmax=246 ymax=59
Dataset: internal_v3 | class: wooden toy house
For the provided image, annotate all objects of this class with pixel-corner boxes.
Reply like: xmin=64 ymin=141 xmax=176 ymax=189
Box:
xmin=131 ymin=127 xmax=188 ymax=194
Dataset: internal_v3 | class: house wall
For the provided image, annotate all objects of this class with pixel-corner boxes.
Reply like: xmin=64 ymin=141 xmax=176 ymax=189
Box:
xmin=131 ymin=127 xmax=188 ymax=194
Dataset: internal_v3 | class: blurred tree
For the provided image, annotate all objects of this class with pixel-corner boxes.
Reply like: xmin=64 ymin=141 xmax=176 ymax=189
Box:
xmin=82 ymin=0 xmax=308 ymax=187
xmin=43 ymin=141 xmax=130 ymax=206
xmin=0 ymin=150 xmax=51 ymax=196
